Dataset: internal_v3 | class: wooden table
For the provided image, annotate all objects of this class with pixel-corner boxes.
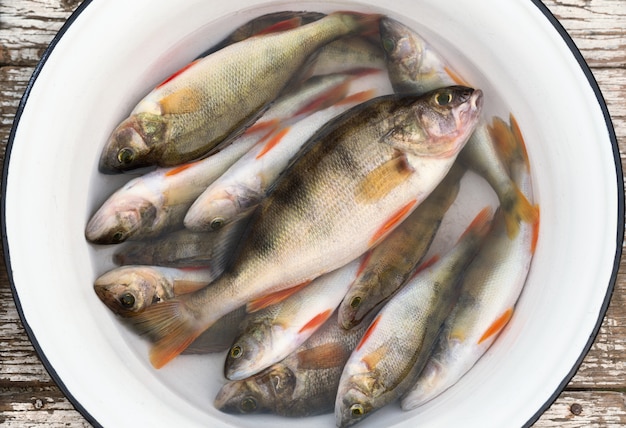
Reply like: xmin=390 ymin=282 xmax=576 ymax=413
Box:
xmin=1 ymin=1 xmax=624 ymax=426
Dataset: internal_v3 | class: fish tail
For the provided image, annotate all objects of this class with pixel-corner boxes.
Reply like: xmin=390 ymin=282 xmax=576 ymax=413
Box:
xmin=509 ymin=113 xmax=530 ymax=171
xmin=127 ymin=299 xmax=208 ymax=368
xmin=332 ymin=11 xmax=383 ymax=37
xmin=489 ymin=114 xmax=530 ymax=174
xmin=502 ymin=187 xmax=540 ymax=239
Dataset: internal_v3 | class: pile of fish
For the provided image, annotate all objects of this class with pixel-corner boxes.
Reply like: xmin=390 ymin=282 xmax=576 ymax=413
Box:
xmin=86 ymin=11 xmax=540 ymax=427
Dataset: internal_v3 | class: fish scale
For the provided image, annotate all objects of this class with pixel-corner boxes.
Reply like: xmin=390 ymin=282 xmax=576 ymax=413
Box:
xmin=99 ymin=12 xmax=382 ymax=172
xmin=335 ymin=206 xmax=493 ymax=428
xmin=128 ymin=86 xmax=482 ymax=369
xmin=215 ymin=313 xmax=370 ymax=417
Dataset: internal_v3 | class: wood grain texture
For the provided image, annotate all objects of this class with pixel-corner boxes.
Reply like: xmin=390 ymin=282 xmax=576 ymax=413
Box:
xmin=0 ymin=0 xmax=624 ymax=426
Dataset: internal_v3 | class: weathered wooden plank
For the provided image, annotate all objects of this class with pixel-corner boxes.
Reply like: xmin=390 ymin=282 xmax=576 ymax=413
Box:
xmin=0 ymin=384 xmax=91 ymax=427
xmin=0 ymin=0 xmax=625 ymax=427
xmin=0 ymin=0 xmax=624 ymax=67
xmin=548 ymin=0 xmax=626 ymax=67
xmin=0 ymin=0 xmax=83 ymax=66
xmin=535 ymin=390 xmax=626 ymax=427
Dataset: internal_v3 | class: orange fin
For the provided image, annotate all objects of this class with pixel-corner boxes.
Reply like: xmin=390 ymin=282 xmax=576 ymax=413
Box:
xmin=296 ymin=342 xmax=350 ymax=370
xmin=293 ymin=81 xmax=351 ymax=117
xmin=335 ymin=89 xmax=377 ymax=106
xmin=253 ymin=17 xmax=302 ymax=36
xmin=356 ymin=314 xmax=381 ymax=351
xmin=159 ymin=87 xmax=202 ymax=115
xmin=509 ymin=113 xmax=530 ymax=171
xmin=361 ymin=345 xmax=387 ymax=371
xmin=298 ymin=309 xmax=333 ymax=333
xmin=444 ymin=66 xmax=470 ymax=87
xmin=356 ymin=153 xmax=414 ymax=204
xmin=247 ymin=280 xmax=311 ymax=312
xmin=478 ymin=307 xmax=514 ymax=344
xmin=368 ymin=199 xmax=418 ymax=246
xmin=255 ymin=127 xmax=291 ymax=160
xmin=127 ymin=300 xmax=203 ymax=369
xmin=172 ymin=280 xmax=210 ymax=295
xmin=164 ymin=159 xmax=202 ymax=177
xmin=156 ymin=59 xmax=200 ymax=89
xmin=531 ymin=205 xmax=541 ymax=255
xmin=410 ymin=254 xmax=440 ymax=280
xmin=502 ymin=187 xmax=540 ymax=239
xmin=457 ymin=206 xmax=493 ymax=243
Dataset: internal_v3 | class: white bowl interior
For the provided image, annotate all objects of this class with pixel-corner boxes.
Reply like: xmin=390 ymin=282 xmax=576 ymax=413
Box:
xmin=3 ymin=0 xmax=621 ymax=427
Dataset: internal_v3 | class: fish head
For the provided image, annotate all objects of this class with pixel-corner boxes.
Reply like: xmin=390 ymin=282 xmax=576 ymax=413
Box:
xmin=335 ymin=381 xmax=377 ymax=428
xmin=93 ymin=266 xmax=167 ymax=316
xmin=384 ymin=86 xmax=483 ymax=159
xmin=339 ymin=270 xmax=397 ymax=329
xmin=99 ymin=113 xmax=167 ymax=173
xmin=380 ymin=18 xmax=461 ymax=93
xmin=186 ymin=186 xmax=262 ymax=232
xmin=185 ymin=197 xmax=238 ymax=232
xmin=85 ymin=194 xmax=158 ymax=244
xmin=379 ymin=18 xmax=427 ymax=93
xmin=224 ymin=322 xmax=275 ymax=380
xmin=215 ymin=366 xmax=296 ymax=415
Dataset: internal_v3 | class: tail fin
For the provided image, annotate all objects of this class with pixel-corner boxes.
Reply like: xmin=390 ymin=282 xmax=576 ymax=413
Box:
xmin=501 ymin=187 xmax=540 ymax=239
xmin=489 ymin=114 xmax=530 ymax=176
xmin=128 ymin=299 xmax=207 ymax=368
xmin=488 ymin=115 xmax=538 ymax=238
xmin=332 ymin=11 xmax=383 ymax=37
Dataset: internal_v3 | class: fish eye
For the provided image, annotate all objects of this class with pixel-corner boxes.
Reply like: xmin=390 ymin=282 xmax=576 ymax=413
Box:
xmin=350 ymin=296 xmax=362 ymax=309
xmin=230 ymin=344 xmax=243 ymax=359
xmin=117 ymin=147 xmax=135 ymax=165
xmin=119 ymin=293 xmax=136 ymax=309
xmin=240 ymin=396 xmax=257 ymax=413
xmin=435 ymin=92 xmax=453 ymax=106
xmin=350 ymin=404 xmax=365 ymax=418
xmin=112 ymin=231 xmax=126 ymax=243
xmin=210 ymin=217 xmax=225 ymax=230
xmin=381 ymin=37 xmax=395 ymax=54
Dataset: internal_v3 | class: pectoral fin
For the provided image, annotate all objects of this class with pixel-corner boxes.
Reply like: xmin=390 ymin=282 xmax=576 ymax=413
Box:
xmin=356 ymin=152 xmax=414 ymax=203
xmin=296 ymin=342 xmax=350 ymax=370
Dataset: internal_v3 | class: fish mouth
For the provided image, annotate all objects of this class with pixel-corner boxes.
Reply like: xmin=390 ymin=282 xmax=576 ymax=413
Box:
xmin=471 ymin=89 xmax=484 ymax=111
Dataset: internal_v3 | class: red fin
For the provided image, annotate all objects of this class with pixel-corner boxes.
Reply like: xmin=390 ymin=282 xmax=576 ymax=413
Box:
xmin=247 ymin=280 xmax=311 ymax=312
xmin=298 ymin=309 xmax=333 ymax=333
xmin=478 ymin=308 xmax=514 ymax=344
xmin=127 ymin=300 xmax=203 ymax=369
xmin=255 ymin=127 xmax=291 ymax=159
xmin=335 ymin=89 xmax=377 ymax=106
xmin=531 ymin=206 xmax=541 ymax=255
xmin=164 ymin=159 xmax=202 ymax=177
xmin=457 ymin=206 xmax=493 ymax=243
xmin=410 ymin=255 xmax=440 ymax=280
xmin=444 ymin=66 xmax=470 ymax=86
xmin=156 ymin=59 xmax=201 ymax=89
xmin=369 ymin=200 xmax=417 ymax=246
xmin=253 ymin=17 xmax=302 ymax=36
xmin=294 ymin=81 xmax=351 ymax=117
xmin=356 ymin=314 xmax=381 ymax=351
